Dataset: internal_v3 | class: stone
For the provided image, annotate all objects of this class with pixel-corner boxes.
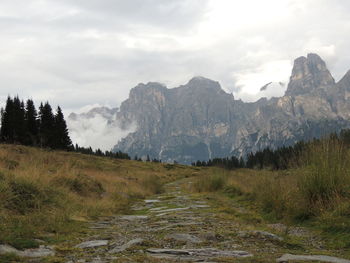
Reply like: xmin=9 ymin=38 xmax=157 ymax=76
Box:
xmin=75 ymin=240 xmax=109 ymax=249
xmin=165 ymin=233 xmax=203 ymax=244
xmin=119 ymin=215 xmax=148 ymax=221
xmin=109 ymin=238 xmax=144 ymax=253
xmin=276 ymin=254 xmax=350 ymax=263
xmin=191 ymin=204 xmax=210 ymax=208
xmin=145 ymin=199 xmax=160 ymax=204
xmin=147 ymin=248 xmax=253 ymax=260
xmin=156 ymin=207 xmax=190 ymax=213
xmin=0 ymin=244 xmax=55 ymax=258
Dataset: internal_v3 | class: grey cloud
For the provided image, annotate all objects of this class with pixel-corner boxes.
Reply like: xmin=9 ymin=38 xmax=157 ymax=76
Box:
xmin=0 ymin=0 xmax=350 ymax=111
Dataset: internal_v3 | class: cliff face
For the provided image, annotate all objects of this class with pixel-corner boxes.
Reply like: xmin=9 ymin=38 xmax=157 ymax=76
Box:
xmin=111 ymin=54 xmax=350 ymax=163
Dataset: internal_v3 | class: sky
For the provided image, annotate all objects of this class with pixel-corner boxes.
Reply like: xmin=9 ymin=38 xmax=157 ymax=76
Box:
xmin=0 ymin=0 xmax=350 ymax=113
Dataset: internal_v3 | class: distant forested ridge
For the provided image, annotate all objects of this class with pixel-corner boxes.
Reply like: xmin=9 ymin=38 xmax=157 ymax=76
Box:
xmin=193 ymin=129 xmax=350 ymax=170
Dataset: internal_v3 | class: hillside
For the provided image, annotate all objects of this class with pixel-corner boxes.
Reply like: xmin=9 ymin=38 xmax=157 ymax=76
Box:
xmin=1 ymin=143 xmax=350 ymax=262
xmin=0 ymin=144 xmax=198 ymax=262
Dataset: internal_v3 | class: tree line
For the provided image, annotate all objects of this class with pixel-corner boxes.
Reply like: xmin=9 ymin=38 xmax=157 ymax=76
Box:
xmin=192 ymin=129 xmax=350 ymax=170
xmin=74 ymin=144 xmax=130 ymax=160
xmin=0 ymin=96 xmax=131 ymax=160
xmin=0 ymin=96 xmax=72 ymax=150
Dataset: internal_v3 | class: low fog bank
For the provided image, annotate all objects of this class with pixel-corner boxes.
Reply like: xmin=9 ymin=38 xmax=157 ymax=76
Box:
xmin=67 ymin=107 xmax=136 ymax=151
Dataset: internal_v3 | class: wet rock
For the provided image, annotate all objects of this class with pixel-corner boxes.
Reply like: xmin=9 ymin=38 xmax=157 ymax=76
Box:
xmin=75 ymin=240 xmax=109 ymax=249
xmin=0 ymin=244 xmax=55 ymax=258
xmin=109 ymin=238 xmax=144 ymax=253
xmin=277 ymin=254 xmax=350 ymax=263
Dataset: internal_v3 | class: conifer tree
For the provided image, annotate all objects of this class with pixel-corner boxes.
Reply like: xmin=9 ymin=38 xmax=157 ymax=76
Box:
xmin=24 ymin=99 xmax=38 ymax=145
xmin=39 ymin=102 xmax=55 ymax=148
xmin=0 ymin=96 xmax=15 ymax=142
xmin=53 ymin=106 xmax=72 ymax=150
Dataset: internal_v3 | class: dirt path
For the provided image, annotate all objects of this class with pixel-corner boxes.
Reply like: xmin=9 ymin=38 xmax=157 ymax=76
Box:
xmin=58 ymin=178 xmax=349 ymax=263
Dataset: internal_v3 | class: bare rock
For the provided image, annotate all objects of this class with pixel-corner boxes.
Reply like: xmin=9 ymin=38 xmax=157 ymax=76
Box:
xmin=277 ymin=254 xmax=350 ymax=263
xmin=0 ymin=244 xmax=55 ymax=258
xmin=109 ymin=238 xmax=144 ymax=253
xmin=119 ymin=215 xmax=148 ymax=221
xmin=75 ymin=240 xmax=109 ymax=249
xmin=147 ymin=248 xmax=253 ymax=260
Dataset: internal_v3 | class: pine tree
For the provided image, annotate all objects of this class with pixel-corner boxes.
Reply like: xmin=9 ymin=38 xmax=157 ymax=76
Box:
xmin=0 ymin=96 xmax=15 ymax=142
xmin=39 ymin=102 xmax=55 ymax=148
xmin=11 ymin=96 xmax=26 ymax=144
xmin=24 ymin=99 xmax=38 ymax=145
xmin=53 ymin=106 xmax=72 ymax=150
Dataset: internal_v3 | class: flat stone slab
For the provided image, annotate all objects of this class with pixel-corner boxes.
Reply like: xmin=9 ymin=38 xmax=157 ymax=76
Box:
xmin=191 ymin=205 xmax=210 ymax=208
xmin=119 ymin=215 xmax=148 ymax=221
xmin=145 ymin=199 xmax=160 ymax=204
xmin=0 ymin=244 xmax=55 ymax=258
xmin=156 ymin=207 xmax=190 ymax=213
xmin=149 ymin=206 xmax=168 ymax=211
xmin=277 ymin=254 xmax=350 ymax=263
xmin=109 ymin=238 xmax=144 ymax=253
xmin=75 ymin=240 xmax=109 ymax=249
xmin=147 ymin=248 xmax=253 ymax=260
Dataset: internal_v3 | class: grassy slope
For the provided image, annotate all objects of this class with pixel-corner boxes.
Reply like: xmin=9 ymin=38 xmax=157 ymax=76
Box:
xmin=1 ymin=141 xmax=349 ymax=261
xmin=0 ymin=144 xmax=201 ymax=253
xmin=191 ymin=165 xmax=350 ymax=257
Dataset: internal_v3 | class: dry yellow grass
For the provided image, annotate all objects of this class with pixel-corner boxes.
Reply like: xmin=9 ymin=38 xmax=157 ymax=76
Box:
xmin=0 ymin=144 xmax=199 ymax=249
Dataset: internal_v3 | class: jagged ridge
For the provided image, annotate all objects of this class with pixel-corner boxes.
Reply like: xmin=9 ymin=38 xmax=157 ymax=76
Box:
xmin=72 ymin=54 xmax=350 ymax=163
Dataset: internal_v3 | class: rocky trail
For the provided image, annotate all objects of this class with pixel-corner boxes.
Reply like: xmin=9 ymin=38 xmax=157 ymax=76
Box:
xmin=7 ymin=178 xmax=350 ymax=263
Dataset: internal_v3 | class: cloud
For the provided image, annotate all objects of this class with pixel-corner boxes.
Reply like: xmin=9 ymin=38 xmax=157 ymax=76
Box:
xmin=0 ymin=0 xmax=349 ymax=110
xmin=67 ymin=107 xmax=136 ymax=151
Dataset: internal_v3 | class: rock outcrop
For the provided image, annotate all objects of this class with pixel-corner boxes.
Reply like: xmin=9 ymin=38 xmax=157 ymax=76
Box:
xmin=70 ymin=54 xmax=350 ymax=163
xmin=111 ymin=54 xmax=350 ymax=163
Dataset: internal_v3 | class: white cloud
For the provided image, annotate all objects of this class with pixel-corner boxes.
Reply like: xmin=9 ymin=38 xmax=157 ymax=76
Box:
xmin=67 ymin=110 xmax=136 ymax=151
xmin=0 ymin=0 xmax=349 ymax=112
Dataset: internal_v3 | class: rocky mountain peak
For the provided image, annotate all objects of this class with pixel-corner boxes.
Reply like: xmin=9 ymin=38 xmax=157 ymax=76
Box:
xmin=186 ymin=76 xmax=222 ymax=90
xmin=285 ymin=53 xmax=335 ymax=96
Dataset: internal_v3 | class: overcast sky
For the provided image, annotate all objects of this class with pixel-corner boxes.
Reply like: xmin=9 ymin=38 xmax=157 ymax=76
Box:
xmin=1 ymin=0 xmax=350 ymax=112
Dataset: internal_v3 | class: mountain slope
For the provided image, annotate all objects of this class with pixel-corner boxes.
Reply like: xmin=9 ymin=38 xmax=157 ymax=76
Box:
xmin=109 ymin=54 xmax=350 ymax=163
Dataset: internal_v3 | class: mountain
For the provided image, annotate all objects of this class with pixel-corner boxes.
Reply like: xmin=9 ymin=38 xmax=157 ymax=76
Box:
xmin=108 ymin=53 xmax=350 ymax=163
